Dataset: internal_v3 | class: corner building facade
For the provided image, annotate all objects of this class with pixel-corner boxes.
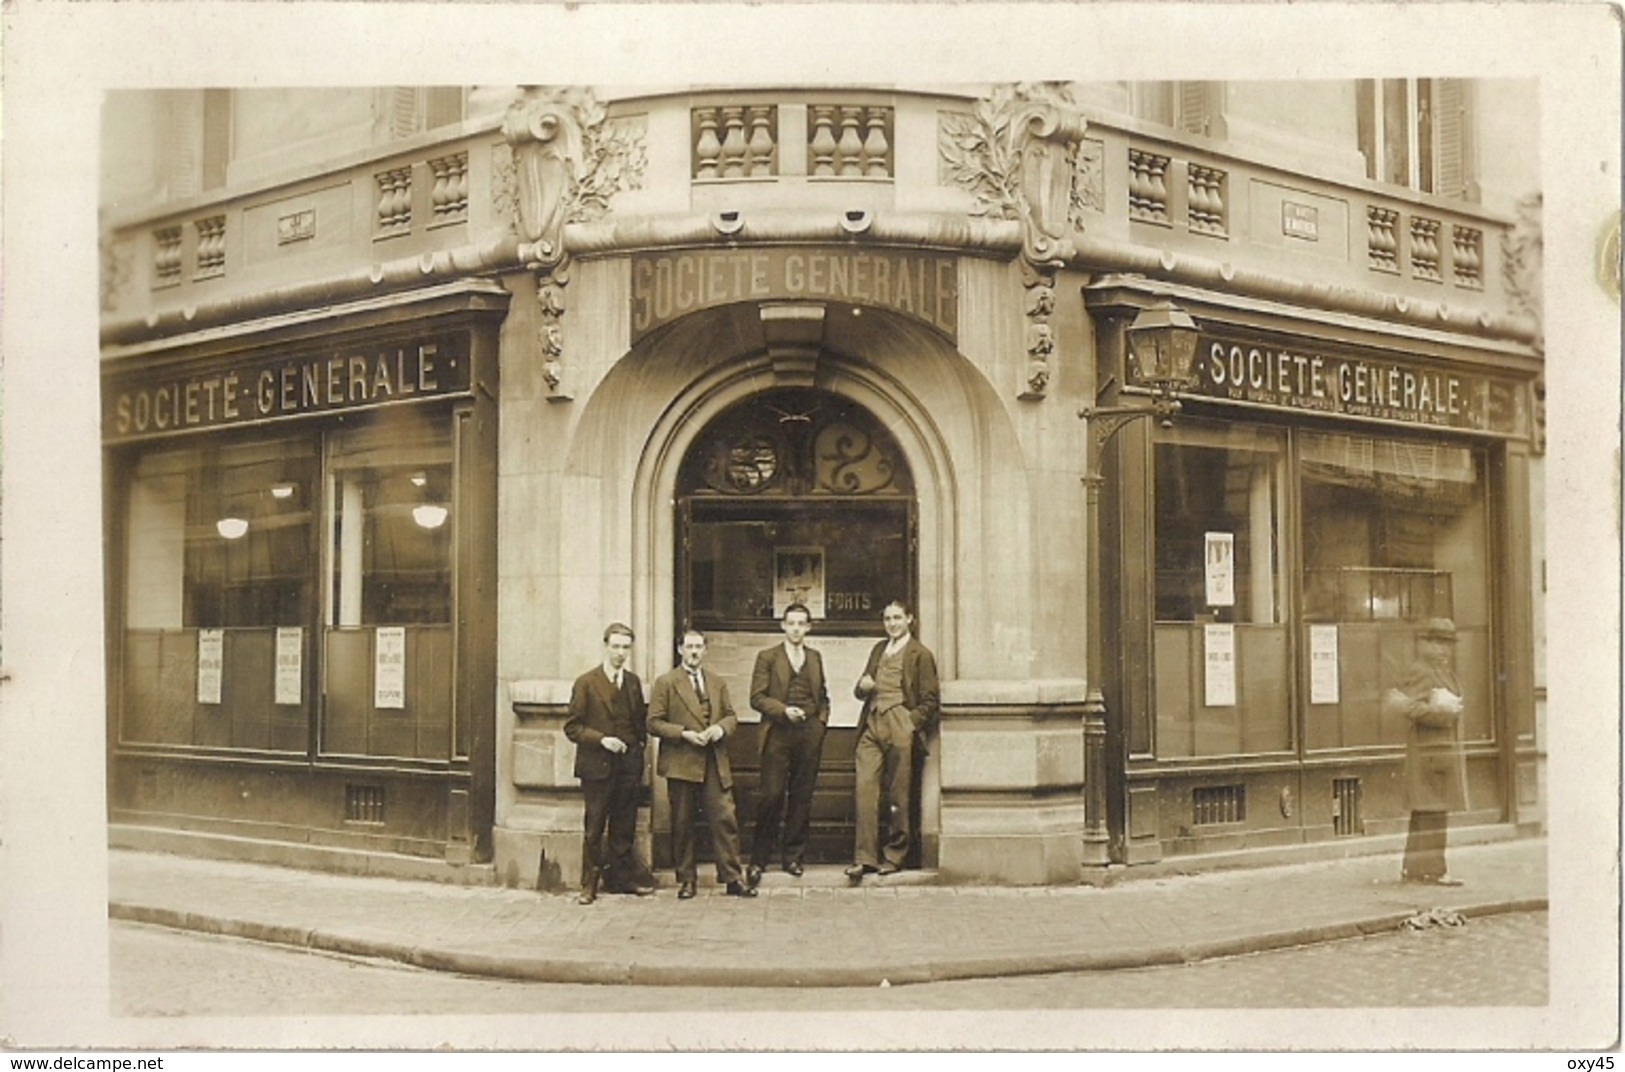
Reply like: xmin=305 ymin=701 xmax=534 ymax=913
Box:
xmin=100 ymin=82 xmax=1545 ymax=885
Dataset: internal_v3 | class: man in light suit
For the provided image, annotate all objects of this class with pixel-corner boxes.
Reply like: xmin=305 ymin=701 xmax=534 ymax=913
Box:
xmin=846 ymin=599 xmax=939 ymax=883
xmin=648 ymin=629 xmax=757 ymax=899
xmin=746 ymin=602 xmax=830 ymax=886
xmin=562 ymin=623 xmax=654 ymax=905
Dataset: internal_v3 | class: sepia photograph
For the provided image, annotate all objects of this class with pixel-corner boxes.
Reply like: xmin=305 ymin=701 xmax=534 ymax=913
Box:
xmin=1 ymin=0 xmax=1619 ymax=1059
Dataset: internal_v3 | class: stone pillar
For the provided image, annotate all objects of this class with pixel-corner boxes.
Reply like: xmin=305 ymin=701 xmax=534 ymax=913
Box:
xmin=935 ymin=679 xmax=1089 ymax=885
xmin=497 ymin=678 xmax=653 ymax=890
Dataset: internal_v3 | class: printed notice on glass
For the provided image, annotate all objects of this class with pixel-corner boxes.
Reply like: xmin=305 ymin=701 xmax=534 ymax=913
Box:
xmin=1203 ymin=624 xmax=1237 ymax=707
xmin=1310 ymin=624 xmax=1341 ymax=704
xmin=374 ymin=626 xmax=407 ymax=709
xmin=1204 ymin=532 xmax=1235 ymax=607
xmin=197 ymin=629 xmax=224 ymax=705
xmin=275 ymin=627 xmax=303 ymax=706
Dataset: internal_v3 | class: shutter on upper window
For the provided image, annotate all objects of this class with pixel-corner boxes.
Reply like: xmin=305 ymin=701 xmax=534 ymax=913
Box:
xmin=389 ymin=87 xmax=421 ymax=139
xmin=1433 ymin=79 xmax=1476 ymax=201
xmin=1179 ymin=82 xmax=1215 ymax=136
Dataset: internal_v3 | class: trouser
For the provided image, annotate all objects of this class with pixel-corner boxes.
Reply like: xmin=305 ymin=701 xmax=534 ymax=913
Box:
xmin=667 ymin=753 xmax=744 ymax=884
xmin=1402 ymin=810 xmax=1449 ymax=880
xmin=579 ymin=747 xmax=644 ymax=890
xmin=853 ymin=706 xmax=915 ymax=869
xmin=751 ymin=718 xmax=827 ymax=868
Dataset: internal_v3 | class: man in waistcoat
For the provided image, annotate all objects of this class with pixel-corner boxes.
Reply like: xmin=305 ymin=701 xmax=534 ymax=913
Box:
xmin=746 ymin=602 xmax=831 ymax=886
xmin=1388 ymin=617 xmax=1470 ymax=887
xmin=563 ymin=623 xmax=655 ymax=905
xmin=846 ymin=599 xmax=939 ymax=883
xmin=648 ymin=628 xmax=757 ymax=899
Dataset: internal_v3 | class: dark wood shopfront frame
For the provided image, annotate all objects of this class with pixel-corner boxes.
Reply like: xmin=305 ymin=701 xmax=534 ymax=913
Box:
xmin=102 ymin=283 xmax=507 ymax=863
xmin=1087 ymin=286 xmax=1541 ymax=865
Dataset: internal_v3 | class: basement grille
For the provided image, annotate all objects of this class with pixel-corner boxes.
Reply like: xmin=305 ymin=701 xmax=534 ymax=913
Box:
xmin=1332 ymin=777 xmax=1364 ymax=836
xmin=1192 ymin=784 xmax=1245 ymax=825
xmin=345 ymin=784 xmax=385 ymax=825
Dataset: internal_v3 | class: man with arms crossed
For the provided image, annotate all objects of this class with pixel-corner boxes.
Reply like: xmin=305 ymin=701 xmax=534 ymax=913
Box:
xmin=846 ymin=600 xmax=939 ymax=883
xmin=563 ymin=623 xmax=655 ymax=905
xmin=648 ymin=629 xmax=758 ymax=899
xmin=746 ymin=602 xmax=830 ymax=886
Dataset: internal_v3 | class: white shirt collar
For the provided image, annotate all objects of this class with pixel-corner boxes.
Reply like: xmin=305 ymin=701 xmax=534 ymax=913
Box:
xmin=603 ymin=662 xmax=623 ymax=687
xmin=885 ymin=635 xmax=909 ymax=656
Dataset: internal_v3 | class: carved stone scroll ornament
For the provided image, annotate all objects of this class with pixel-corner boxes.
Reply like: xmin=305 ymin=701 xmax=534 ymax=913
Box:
xmin=501 ymin=86 xmax=647 ymax=400
xmin=940 ymin=83 xmax=1088 ymax=399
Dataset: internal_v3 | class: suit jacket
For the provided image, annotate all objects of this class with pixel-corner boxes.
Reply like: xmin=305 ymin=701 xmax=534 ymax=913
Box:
xmin=855 ymin=636 xmax=940 ymax=735
xmin=648 ymin=666 xmax=738 ymax=786
xmin=563 ymin=666 xmax=647 ymax=781
xmin=750 ymin=643 xmax=830 ymax=746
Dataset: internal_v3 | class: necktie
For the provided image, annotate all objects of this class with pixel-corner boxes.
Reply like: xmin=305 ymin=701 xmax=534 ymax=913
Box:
xmin=690 ymin=671 xmax=706 ymax=700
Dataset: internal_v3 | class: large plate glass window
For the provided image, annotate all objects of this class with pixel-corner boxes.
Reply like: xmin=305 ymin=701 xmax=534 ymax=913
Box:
xmin=323 ymin=414 xmax=455 ymax=760
xmin=1153 ymin=420 xmax=1287 ymax=758
xmin=1300 ymin=431 xmax=1490 ymax=748
xmin=120 ymin=436 xmax=317 ymax=752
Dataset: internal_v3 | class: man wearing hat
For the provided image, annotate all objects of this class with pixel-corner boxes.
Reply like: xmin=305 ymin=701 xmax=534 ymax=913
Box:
xmin=1386 ymin=617 xmax=1469 ymax=886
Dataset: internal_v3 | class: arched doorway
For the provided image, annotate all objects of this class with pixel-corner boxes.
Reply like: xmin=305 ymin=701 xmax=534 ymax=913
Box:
xmin=673 ymin=387 xmax=918 ymax=864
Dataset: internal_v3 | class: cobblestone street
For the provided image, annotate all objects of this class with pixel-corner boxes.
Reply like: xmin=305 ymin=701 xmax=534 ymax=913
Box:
xmin=111 ymin=910 xmax=1547 ymax=1016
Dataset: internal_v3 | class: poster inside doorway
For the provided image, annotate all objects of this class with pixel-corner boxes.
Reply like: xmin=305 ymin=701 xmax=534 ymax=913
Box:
xmin=773 ymin=546 xmax=826 ymax=619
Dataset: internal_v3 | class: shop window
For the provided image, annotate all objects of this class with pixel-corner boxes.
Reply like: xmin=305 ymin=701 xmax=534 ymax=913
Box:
xmin=1300 ymin=431 xmax=1490 ymax=749
xmin=322 ymin=418 xmax=455 ymax=760
xmin=1153 ymin=422 xmax=1289 ymax=758
xmin=120 ymin=437 xmax=317 ymax=752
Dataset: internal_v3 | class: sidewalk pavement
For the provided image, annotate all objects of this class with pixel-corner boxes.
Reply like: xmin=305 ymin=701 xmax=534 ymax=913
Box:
xmin=108 ymin=838 xmax=1547 ymax=988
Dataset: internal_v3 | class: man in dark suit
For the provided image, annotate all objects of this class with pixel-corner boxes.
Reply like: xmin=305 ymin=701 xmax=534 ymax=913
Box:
xmin=746 ymin=602 xmax=830 ymax=886
xmin=563 ymin=623 xmax=655 ymax=905
xmin=846 ymin=599 xmax=939 ymax=883
xmin=648 ymin=629 xmax=757 ymax=899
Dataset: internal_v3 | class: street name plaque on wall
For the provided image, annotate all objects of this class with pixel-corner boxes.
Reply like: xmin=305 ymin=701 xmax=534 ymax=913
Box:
xmin=104 ymin=332 xmax=474 ymax=443
xmin=1171 ymin=333 xmax=1530 ymax=438
xmin=630 ymin=246 xmax=959 ymax=343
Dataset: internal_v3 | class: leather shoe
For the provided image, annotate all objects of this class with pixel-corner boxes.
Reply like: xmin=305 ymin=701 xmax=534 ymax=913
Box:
xmin=576 ymin=890 xmax=596 ymax=906
xmin=877 ymin=862 xmax=901 ymax=876
xmin=844 ymin=863 xmax=874 ymax=883
xmin=677 ymin=880 xmax=697 ymax=900
xmin=1432 ymin=875 xmax=1465 ymax=887
xmin=725 ymin=880 xmax=759 ymax=898
xmin=745 ymin=864 xmax=764 ymax=888
xmin=606 ymin=882 xmax=656 ymax=897
xmin=782 ymin=861 xmax=804 ymax=877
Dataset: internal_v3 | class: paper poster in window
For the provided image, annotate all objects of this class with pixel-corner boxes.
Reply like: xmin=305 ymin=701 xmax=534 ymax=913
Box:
xmin=374 ymin=626 xmax=407 ymax=709
xmin=197 ymin=629 xmax=224 ymax=705
xmin=773 ymin=547 xmax=826 ymax=619
xmin=1310 ymin=624 xmax=1341 ymax=705
xmin=275 ymin=627 xmax=303 ymax=706
xmin=1204 ymin=531 xmax=1235 ymax=607
xmin=1203 ymin=623 xmax=1237 ymax=707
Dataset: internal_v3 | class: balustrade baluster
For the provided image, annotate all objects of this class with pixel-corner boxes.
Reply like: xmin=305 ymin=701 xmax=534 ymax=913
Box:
xmin=694 ymin=108 xmax=722 ymax=179
xmin=809 ymin=105 xmax=838 ymax=176
xmin=862 ymin=108 xmax=890 ymax=177
xmin=747 ymin=105 xmax=775 ymax=177
xmin=719 ymin=106 xmax=747 ymax=178
xmin=837 ymin=106 xmax=864 ymax=177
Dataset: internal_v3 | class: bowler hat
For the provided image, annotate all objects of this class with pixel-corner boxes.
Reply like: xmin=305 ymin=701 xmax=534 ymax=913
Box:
xmin=1418 ymin=617 xmax=1458 ymax=642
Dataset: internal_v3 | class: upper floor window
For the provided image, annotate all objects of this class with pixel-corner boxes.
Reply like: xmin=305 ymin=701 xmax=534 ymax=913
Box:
xmin=1358 ymin=79 xmax=1477 ymax=200
xmin=157 ymin=87 xmax=467 ymax=197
